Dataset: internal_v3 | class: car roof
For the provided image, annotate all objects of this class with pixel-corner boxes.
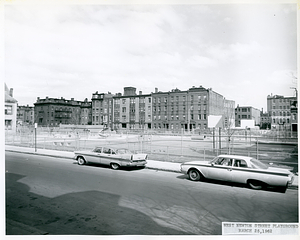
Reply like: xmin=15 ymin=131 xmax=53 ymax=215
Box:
xmin=217 ymin=155 xmax=254 ymax=161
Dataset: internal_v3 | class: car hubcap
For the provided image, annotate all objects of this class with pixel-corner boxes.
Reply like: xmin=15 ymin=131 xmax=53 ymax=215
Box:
xmin=190 ymin=171 xmax=198 ymax=179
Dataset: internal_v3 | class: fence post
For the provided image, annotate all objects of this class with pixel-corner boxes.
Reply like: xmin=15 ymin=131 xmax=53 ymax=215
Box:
xmin=167 ymin=146 xmax=169 ymax=162
xmin=256 ymin=138 xmax=258 ymax=160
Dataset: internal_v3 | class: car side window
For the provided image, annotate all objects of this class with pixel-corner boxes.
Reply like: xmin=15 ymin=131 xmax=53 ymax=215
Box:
xmin=94 ymin=148 xmax=102 ymax=153
xmin=214 ymin=157 xmax=224 ymax=165
xmin=111 ymin=150 xmax=116 ymax=154
xmin=103 ymin=147 xmax=111 ymax=154
xmin=222 ymin=158 xmax=232 ymax=166
xmin=234 ymin=159 xmax=248 ymax=168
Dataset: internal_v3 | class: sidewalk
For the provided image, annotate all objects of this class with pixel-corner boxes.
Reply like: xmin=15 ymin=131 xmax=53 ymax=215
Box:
xmin=5 ymin=145 xmax=298 ymax=187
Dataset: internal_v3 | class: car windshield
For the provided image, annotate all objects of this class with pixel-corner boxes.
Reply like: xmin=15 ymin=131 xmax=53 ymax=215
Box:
xmin=250 ymin=158 xmax=268 ymax=169
xmin=209 ymin=157 xmax=220 ymax=164
xmin=116 ymin=149 xmax=132 ymax=154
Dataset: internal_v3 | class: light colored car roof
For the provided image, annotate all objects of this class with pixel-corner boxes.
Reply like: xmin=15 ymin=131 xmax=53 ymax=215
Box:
xmin=217 ymin=155 xmax=254 ymax=161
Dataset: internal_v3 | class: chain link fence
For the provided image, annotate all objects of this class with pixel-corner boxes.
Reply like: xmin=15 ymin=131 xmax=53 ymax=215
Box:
xmin=5 ymin=126 xmax=298 ymax=173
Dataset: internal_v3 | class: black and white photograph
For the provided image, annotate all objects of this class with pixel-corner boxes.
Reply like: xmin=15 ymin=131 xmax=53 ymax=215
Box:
xmin=3 ymin=0 xmax=299 ymax=238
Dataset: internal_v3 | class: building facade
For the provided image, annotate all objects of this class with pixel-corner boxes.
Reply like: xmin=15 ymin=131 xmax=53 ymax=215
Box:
xmin=151 ymin=86 xmax=235 ymax=131
xmin=80 ymin=98 xmax=92 ymax=125
xmin=5 ymin=83 xmax=18 ymax=131
xmin=235 ymin=105 xmax=261 ymax=127
xmin=91 ymin=92 xmax=113 ymax=128
xmin=17 ymin=105 xmax=34 ymax=125
xmin=112 ymin=87 xmax=152 ymax=130
xmin=267 ymin=94 xmax=297 ymax=134
xmin=260 ymin=112 xmax=271 ymax=129
xmin=34 ymin=97 xmax=85 ymax=126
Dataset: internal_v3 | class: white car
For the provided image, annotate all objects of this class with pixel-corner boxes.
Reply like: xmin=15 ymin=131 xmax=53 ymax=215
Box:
xmin=180 ymin=154 xmax=294 ymax=193
xmin=74 ymin=147 xmax=147 ymax=170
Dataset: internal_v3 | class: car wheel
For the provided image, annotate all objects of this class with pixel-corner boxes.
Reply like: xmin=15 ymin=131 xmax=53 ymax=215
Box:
xmin=188 ymin=169 xmax=201 ymax=181
xmin=77 ymin=156 xmax=86 ymax=165
xmin=248 ymin=180 xmax=264 ymax=190
xmin=278 ymin=184 xmax=288 ymax=193
xmin=111 ymin=163 xmax=120 ymax=170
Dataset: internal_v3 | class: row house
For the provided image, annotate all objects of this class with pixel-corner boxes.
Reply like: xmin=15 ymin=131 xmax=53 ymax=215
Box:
xmin=91 ymin=86 xmax=234 ymax=131
xmin=112 ymin=87 xmax=152 ymax=130
xmin=34 ymin=97 xmax=91 ymax=126
xmin=5 ymin=83 xmax=18 ymax=131
xmin=235 ymin=105 xmax=261 ymax=127
xmin=91 ymin=92 xmax=113 ymax=128
xmin=151 ymin=86 xmax=235 ymax=131
xmin=267 ymin=94 xmax=297 ymax=132
xmin=17 ymin=105 xmax=34 ymax=125
xmin=260 ymin=112 xmax=271 ymax=129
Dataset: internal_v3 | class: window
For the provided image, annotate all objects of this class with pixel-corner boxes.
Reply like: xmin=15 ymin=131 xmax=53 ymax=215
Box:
xmin=122 ymin=99 xmax=126 ymax=104
xmin=94 ymin=147 xmax=102 ymax=153
xmin=234 ymin=159 xmax=248 ymax=168
xmin=103 ymin=147 xmax=111 ymax=154
xmin=5 ymin=105 xmax=12 ymax=115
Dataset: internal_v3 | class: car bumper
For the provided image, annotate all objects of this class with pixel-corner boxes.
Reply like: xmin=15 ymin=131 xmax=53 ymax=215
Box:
xmin=127 ymin=160 xmax=147 ymax=167
xmin=287 ymin=175 xmax=294 ymax=186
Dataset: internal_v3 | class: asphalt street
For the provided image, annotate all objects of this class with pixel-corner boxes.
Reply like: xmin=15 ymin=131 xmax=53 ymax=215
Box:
xmin=6 ymin=151 xmax=298 ymax=235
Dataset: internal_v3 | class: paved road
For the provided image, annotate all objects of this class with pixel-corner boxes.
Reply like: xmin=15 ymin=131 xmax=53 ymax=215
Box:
xmin=6 ymin=152 xmax=298 ymax=235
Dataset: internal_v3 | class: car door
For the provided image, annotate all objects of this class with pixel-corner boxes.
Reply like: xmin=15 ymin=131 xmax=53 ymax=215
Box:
xmin=206 ymin=157 xmax=233 ymax=182
xmin=231 ymin=158 xmax=251 ymax=184
xmin=101 ymin=147 xmax=113 ymax=165
xmin=91 ymin=147 xmax=102 ymax=164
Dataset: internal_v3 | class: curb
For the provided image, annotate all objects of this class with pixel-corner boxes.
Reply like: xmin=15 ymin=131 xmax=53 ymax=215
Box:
xmin=5 ymin=147 xmax=298 ymax=187
xmin=5 ymin=149 xmax=182 ymax=173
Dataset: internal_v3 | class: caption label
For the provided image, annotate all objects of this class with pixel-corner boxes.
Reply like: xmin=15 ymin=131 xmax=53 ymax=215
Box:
xmin=222 ymin=222 xmax=299 ymax=235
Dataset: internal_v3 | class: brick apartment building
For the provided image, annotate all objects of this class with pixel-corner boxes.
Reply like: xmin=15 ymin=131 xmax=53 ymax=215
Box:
xmin=151 ymin=86 xmax=235 ymax=131
xmin=267 ymin=94 xmax=297 ymax=133
xmin=34 ymin=97 xmax=91 ymax=126
xmin=33 ymin=86 xmax=235 ymax=131
xmin=5 ymin=83 xmax=18 ymax=131
xmin=91 ymin=91 xmax=113 ymax=128
xmin=260 ymin=111 xmax=271 ymax=129
xmin=17 ymin=105 xmax=34 ymax=125
xmin=235 ymin=105 xmax=261 ymax=127
xmin=112 ymin=87 xmax=152 ymax=131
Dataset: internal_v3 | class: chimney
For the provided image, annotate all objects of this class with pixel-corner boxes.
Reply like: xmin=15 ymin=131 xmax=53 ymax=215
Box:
xmin=155 ymin=88 xmax=158 ymax=93
xmin=9 ymin=88 xmax=13 ymax=97
xmin=139 ymin=91 xmax=142 ymax=95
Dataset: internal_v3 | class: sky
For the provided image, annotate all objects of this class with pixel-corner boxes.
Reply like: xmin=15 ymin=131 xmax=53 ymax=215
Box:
xmin=3 ymin=1 xmax=298 ymax=111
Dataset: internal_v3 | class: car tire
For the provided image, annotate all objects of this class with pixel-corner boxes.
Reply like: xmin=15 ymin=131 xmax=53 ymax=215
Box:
xmin=278 ymin=184 xmax=288 ymax=193
xmin=77 ymin=156 xmax=86 ymax=165
xmin=111 ymin=163 xmax=120 ymax=170
xmin=188 ymin=169 xmax=202 ymax=181
xmin=248 ymin=180 xmax=264 ymax=190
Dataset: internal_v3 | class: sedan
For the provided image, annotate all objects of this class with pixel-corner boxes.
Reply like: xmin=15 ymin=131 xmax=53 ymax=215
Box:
xmin=180 ymin=155 xmax=294 ymax=192
xmin=74 ymin=147 xmax=147 ymax=170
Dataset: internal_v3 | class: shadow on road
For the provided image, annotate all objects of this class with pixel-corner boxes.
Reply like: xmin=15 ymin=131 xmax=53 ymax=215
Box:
xmin=6 ymin=172 xmax=189 ymax=235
